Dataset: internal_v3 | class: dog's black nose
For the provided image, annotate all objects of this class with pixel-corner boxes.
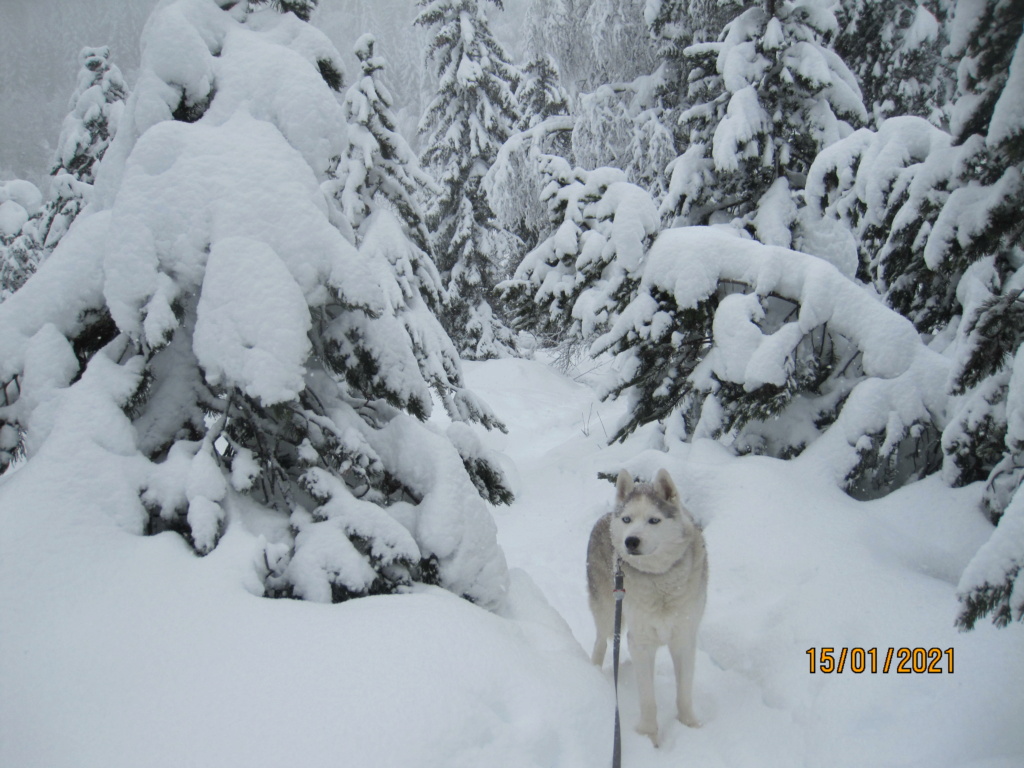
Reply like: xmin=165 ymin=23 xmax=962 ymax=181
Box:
xmin=625 ymin=536 xmax=640 ymax=552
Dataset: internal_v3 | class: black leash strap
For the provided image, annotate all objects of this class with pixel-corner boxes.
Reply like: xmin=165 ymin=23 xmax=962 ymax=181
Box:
xmin=612 ymin=557 xmax=625 ymax=768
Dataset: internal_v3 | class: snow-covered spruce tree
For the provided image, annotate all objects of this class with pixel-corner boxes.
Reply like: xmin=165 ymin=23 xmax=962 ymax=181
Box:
xmin=523 ymin=0 xmax=671 ymax=193
xmin=570 ymin=82 xmax=676 ymax=198
xmin=517 ymin=56 xmax=571 ymax=132
xmin=633 ymin=0 xmax=735 ymax=197
xmin=522 ymin=0 xmax=587 ymax=97
xmin=834 ymin=0 xmax=950 ymax=127
xmin=923 ymin=0 xmax=1024 ymax=630
xmin=901 ymin=0 xmax=1024 ymax=504
xmin=38 ymin=46 xmax=128 ymax=252
xmin=571 ymin=84 xmax=640 ymax=176
xmin=571 ymin=70 xmax=683 ymax=200
xmin=485 ymin=124 xmax=577 ymax=271
xmin=857 ymin=129 xmax=982 ymax=333
xmin=0 ymin=0 xmax=512 ymax=607
xmin=0 ymin=179 xmax=45 ymax=299
xmin=660 ymin=0 xmax=866 ymax=243
xmin=594 ymin=226 xmax=948 ymax=496
xmin=646 ymin=0 xmax=736 ymax=61
xmin=498 ymin=156 xmax=658 ymax=347
xmin=562 ymin=1 xmax=668 ymax=191
xmin=335 ymin=34 xmax=436 ymax=255
xmin=332 ymin=33 xmax=511 ymax=505
xmin=248 ymin=0 xmax=344 ymax=88
xmin=800 ymin=115 xmax=952 ymax=285
xmin=481 ymin=57 xmax=573 ymax=261
xmin=840 ymin=0 xmax=1019 ymax=338
xmin=416 ymin=0 xmax=523 ymax=360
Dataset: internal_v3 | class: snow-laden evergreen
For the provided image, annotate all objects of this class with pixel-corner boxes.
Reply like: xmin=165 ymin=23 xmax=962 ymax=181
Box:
xmin=499 ymin=156 xmax=659 ymax=347
xmin=645 ymin=0 xmax=734 ymax=52
xmin=571 ymin=72 xmax=677 ymax=195
xmin=636 ymin=0 xmax=735 ymax=196
xmin=479 ymin=55 xmax=572 ymax=258
xmin=938 ymin=0 xmax=1024 ymax=630
xmin=335 ymin=33 xmax=436 ymax=255
xmin=2 ymin=46 xmax=127 ymax=299
xmin=797 ymin=0 xmax=1024 ymax=628
xmin=522 ymin=0 xmax=676 ymax=197
xmin=593 ymin=226 xmax=948 ymax=496
xmin=38 ymin=46 xmax=128 ymax=252
xmin=801 ymin=115 xmax=952 ymax=286
xmin=516 ymin=55 xmax=571 ymax=132
xmin=834 ymin=0 xmax=950 ymax=127
xmin=484 ymin=114 xmax=575 ymax=266
xmin=0 ymin=179 xmax=45 ymax=299
xmin=660 ymin=0 xmax=867 ymax=239
xmin=0 ymin=0 xmax=511 ymax=608
xmin=582 ymin=0 xmax=657 ymax=88
xmin=250 ymin=0 xmax=319 ymax=23
xmin=416 ymin=0 xmax=522 ymax=360
xmin=522 ymin=0 xmax=589 ymax=96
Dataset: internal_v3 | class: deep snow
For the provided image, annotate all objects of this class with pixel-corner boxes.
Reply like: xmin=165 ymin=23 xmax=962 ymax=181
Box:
xmin=2 ymin=354 xmax=1023 ymax=767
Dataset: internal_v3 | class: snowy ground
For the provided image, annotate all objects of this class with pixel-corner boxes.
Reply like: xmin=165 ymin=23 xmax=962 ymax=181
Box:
xmin=2 ymin=355 xmax=1023 ymax=767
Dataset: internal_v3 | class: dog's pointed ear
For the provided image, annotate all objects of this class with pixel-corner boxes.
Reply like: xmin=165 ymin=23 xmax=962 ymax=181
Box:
xmin=653 ymin=468 xmax=679 ymax=505
xmin=616 ymin=469 xmax=634 ymax=503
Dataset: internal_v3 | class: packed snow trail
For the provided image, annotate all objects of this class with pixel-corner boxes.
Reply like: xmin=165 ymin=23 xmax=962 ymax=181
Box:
xmin=466 ymin=356 xmax=1024 ymax=768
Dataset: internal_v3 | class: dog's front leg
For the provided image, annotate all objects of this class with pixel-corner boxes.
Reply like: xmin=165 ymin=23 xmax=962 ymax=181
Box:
xmin=628 ymin=634 xmax=660 ymax=747
xmin=669 ymin=622 xmax=701 ymax=728
xmin=590 ymin=634 xmax=608 ymax=667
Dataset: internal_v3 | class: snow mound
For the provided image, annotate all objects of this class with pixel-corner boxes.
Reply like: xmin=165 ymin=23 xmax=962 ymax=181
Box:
xmin=0 ymin=431 xmax=608 ymax=767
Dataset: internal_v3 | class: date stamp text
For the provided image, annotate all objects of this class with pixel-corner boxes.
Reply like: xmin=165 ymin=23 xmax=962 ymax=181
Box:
xmin=806 ymin=647 xmax=954 ymax=674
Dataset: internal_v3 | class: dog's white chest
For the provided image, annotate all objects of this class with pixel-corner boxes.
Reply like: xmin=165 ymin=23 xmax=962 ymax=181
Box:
xmin=623 ymin=565 xmax=702 ymax=643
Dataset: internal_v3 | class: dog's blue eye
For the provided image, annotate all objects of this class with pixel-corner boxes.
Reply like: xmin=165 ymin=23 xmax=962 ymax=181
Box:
xmin=622 ymin=516 xmax=631 ymax=524
xmin=649 ymin=517 xmax=661 ymax=525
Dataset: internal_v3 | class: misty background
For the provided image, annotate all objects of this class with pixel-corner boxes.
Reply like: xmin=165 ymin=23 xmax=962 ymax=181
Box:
xmin=0 ymin=0 xmax=529 ymax=187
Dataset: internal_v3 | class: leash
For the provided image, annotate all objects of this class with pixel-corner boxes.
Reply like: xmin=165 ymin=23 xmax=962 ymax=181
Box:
xmin=612 ymin=556 xmax=625 ymax=768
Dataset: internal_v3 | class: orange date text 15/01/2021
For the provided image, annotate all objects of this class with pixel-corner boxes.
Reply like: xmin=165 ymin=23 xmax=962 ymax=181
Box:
xmin=806 ymin=647 xmax=955 ymax=674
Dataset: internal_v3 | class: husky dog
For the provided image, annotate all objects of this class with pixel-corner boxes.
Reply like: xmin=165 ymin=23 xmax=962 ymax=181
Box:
xmin=587 ymin=468 xmax=708 ymax=746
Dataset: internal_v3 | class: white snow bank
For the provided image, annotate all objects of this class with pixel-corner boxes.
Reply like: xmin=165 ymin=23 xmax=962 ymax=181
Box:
xmin=0 ymin=415 xmax=607 ymax=768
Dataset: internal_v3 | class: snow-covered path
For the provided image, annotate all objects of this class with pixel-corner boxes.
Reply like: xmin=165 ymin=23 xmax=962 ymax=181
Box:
xmin=2 ymin=356 xmax=1023 ymax=768
xmin=467 ymin=357 xmax=1024 ymax=768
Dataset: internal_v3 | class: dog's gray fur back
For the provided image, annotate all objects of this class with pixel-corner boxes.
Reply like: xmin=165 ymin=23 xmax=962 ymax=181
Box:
xmin=586 ymin=468 xmax=708 ymax=746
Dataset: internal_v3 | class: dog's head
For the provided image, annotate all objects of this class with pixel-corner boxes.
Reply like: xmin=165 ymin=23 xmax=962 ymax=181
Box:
xmin=610 ymin=468 xmax=692 ymax=572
